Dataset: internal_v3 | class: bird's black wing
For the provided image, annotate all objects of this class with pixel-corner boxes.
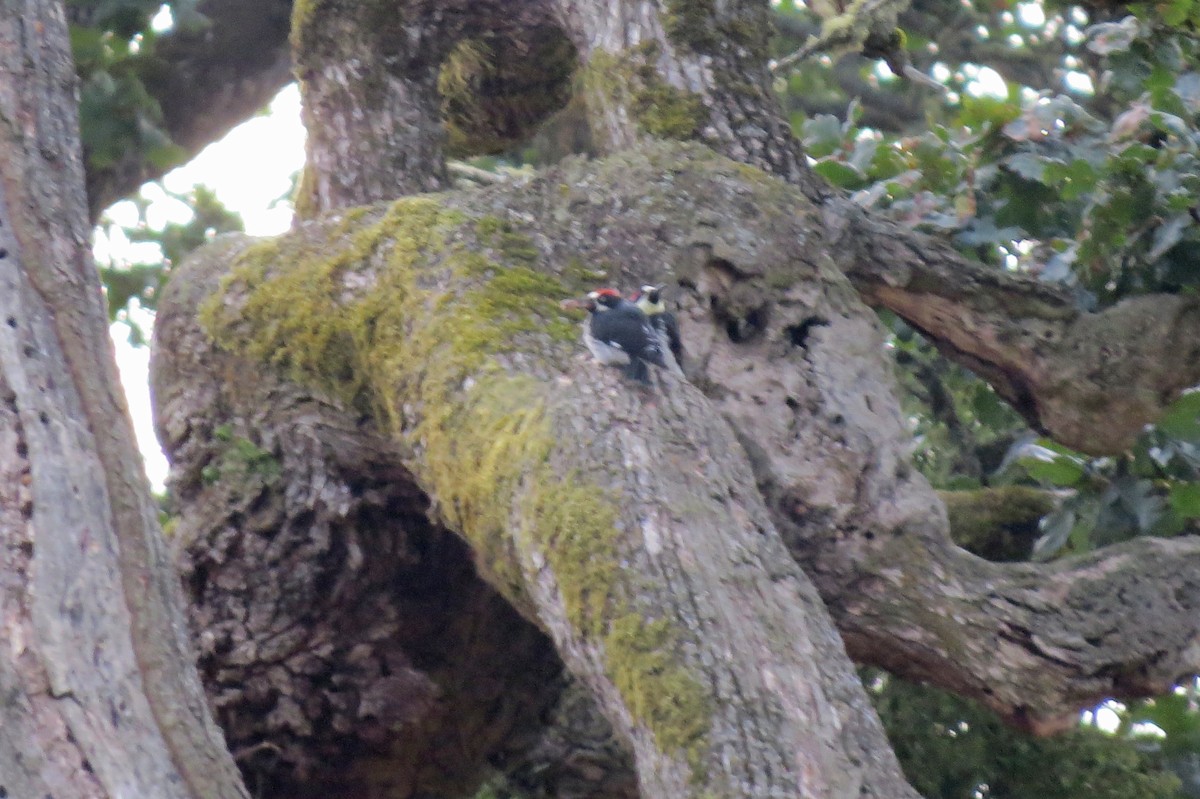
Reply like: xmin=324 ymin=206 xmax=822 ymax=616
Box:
xmin=590 ymin=305 xmax=667 ymax=368
xmin=654 ymin=312 xmax=684 ymax=364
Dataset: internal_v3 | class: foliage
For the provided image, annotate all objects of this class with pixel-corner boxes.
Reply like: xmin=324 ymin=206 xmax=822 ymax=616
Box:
xmin=870 ymin=671 xmax=1184 ymax=798
xmin=70 ymin=0 xmax=196 ymax=173
xmin=774 ymin=0 xmax=1200 ymax=556
xmin=98 ymin=184 xmax=243 ymax=344
xmin=771 ymin=0 xmax=1200 ymax=792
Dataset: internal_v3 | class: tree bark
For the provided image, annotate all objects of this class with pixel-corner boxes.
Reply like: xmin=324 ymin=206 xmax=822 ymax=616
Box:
xmin=156 ymin=146 xmax=921 ymax=798
xmin=144 ymin=1 xmax=1200 ymax=795
xmin=556 ymin=0 xmax=823 ymax=200
xmin=0 ymin=2 xmax=247 ymax=797
xmin=824 ymin=205 xmax=1200 ymax=454
xmin=152 ymin=241 xmax=605 ymax=796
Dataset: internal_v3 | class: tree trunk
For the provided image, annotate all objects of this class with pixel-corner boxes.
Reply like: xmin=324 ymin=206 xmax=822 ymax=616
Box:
xmin=149 ymin=0 xmax=1200 ymax=796
xmin=156 ymin=143 xmax=921 ymax=797
xmin=0 ymin=2 xmax=247 ymax=797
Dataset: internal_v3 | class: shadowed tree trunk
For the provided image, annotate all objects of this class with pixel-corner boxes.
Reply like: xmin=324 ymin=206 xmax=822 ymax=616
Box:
xmin=0 ymin=2 xmax=248 ymax=797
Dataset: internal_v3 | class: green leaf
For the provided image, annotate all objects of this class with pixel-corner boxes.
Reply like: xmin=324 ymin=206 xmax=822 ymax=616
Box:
xmin=1169 ymin=482 xmax=1200 ymax=517
xmin=801 ymin=114 xmax=844 ymax=158
xmin=813 ymin=159 xmax=865 ymax=188
xmin=1018 ymin=442 xmax=1087 ymax=486
xmin=1033 ymin=507 xmax=1076 ymax=560
xmin=1004 ymin=152 xmax=1053 ymax=183
xmin=1159 ymin=391 xmax=1200 ymax=441
xmin=971 ymin=384 xmax=1013 ymax=428
xmin=1162 ymin=0 xmax=1193 ymax=27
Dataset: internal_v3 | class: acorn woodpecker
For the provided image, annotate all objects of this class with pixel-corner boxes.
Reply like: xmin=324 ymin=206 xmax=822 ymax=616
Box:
xmin=632 ymin=284 xmax=683 ymax=368
xmin=570 ymin=288 xmax=669 ymax=384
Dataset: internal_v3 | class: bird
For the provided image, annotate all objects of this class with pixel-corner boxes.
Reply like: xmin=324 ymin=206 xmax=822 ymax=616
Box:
xmin=631 ymin=284 xmax=683 ymax=369
xmin=564 ymin=288 xmax=669 ymax=384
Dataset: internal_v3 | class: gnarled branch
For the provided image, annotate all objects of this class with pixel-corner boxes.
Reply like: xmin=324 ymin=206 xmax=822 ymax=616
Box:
xmin=825 ymin=203 xmax=1200 ymax=455
xmin=154 ymin=144 xmax=920 ymax=798
xmin=87 ymin=0 xmax=295 ymax=217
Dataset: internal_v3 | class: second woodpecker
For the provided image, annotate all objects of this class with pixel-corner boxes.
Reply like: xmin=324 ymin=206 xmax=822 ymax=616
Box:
xmin=632 ymin=284 xmax=683 ymax=369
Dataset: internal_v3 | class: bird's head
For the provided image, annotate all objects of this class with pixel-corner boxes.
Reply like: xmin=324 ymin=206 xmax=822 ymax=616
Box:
xmin=636 ymin=284 xmax=664 ymax=304
xmin=561 ymin=287 xmax=622 ymax=313
xmin=587 ymin=288 xmax=624 ymax=310
xmin=632 ymin=284 xmax=666 ymax=314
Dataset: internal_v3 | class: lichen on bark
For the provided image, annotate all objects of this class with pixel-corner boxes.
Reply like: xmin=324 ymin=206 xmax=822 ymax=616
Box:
xmin=172 ymin=142 xmax=925 ymax=796
xmin=196 ymin=186 xmax=716 ymax=773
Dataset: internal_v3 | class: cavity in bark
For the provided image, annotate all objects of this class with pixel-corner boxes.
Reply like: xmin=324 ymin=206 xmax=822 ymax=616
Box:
xmin=785 ymin=316 xmax=830 ymax=349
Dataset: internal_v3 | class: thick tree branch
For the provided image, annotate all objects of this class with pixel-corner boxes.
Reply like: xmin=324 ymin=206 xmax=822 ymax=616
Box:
xmin=824 ymin=202 xmax=1200 ymax=454
xmin=87 ymin=0 xmax=295 ymax=217
xmin=809 ymin=524 xmax=1200 ymax=734
xmin=151 ymin=238 xmax=628 ymax=796
xmin=154 ymin=144 xmax=920 ymax=799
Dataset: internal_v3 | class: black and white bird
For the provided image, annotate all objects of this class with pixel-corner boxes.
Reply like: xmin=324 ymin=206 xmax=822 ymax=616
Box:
xmin=571 ymin=288 xmax=668 ymax=384
xmin=631 ymin=284 xmax=683 ymax=368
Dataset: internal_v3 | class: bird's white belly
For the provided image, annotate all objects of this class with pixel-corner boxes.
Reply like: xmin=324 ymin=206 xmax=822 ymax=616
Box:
xmin=584 ymin=330 xmax=631 ymax=365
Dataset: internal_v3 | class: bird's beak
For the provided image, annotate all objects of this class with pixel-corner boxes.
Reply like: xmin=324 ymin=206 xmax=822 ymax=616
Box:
xmin=560 ymin=297 xmax=587 ymax=311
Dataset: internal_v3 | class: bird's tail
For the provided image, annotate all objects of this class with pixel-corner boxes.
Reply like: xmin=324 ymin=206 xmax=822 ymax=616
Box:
xmin=643 ymin=343 xmax=669 ymax=370
xmin=624 ymin=357 xmax=651 ymax=384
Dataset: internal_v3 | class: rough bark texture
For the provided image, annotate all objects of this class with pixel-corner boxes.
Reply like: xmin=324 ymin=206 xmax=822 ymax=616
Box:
xmin=155 ymin=145 xmax=921 ymax=798
xmin=152 ymin=238 xmax=634 ymax=798
xmin=0 ymin=2 xmax=247 ymax=798
xmin=825 ymin=204 xmax=1200 ymax=454
xmin=124 ymin=0 xmax=1200 ymax=794
xmin=554 ymin=0 xmax=824 ymax=201
xmin=291 ymin=0 xmax=576 ymax=217
xmin=290 ymin=0 xmax=453 ymax=211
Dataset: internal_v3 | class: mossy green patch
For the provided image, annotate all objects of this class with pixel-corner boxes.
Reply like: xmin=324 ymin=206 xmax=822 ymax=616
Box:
xmin=607 ymin=614 xmax=711 ymax=772
xmin=633 ymin=82 xmax=707 ymax=140
xmin=199 ymin=193 xmax=711 ymax=772
xmin=664 ymin=0 xmax=719 ymax=53
xmin=199 ymin=196 xmax=579 ymax=598
xmin=474 ymin=215 xmax=541 ymax=264
xmin=580 ymin=50 xmax=708 ymax=143
xmin=523 ymin=473 xmax=620 ymax=637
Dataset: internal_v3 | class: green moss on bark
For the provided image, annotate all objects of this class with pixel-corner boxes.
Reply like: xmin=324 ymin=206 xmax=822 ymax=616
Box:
xmin=607 ymin=615 xmax=711 ymax=773
xmin=438 ymin=32 xmax=577 ymax=158
xmin=664 ymin=0 xmax=720 ymax=53
xmin=199 ymin=192 xmax=711 ymax=773
xmin=581 ymin=50 xmax=708 ymax=142
xmin=633 ymin=83 xmax=707 ymax=140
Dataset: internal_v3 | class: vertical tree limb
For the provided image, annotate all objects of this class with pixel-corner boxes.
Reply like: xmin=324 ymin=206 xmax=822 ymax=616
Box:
xmin=0 ymin=2 xmax=247 ymax=797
